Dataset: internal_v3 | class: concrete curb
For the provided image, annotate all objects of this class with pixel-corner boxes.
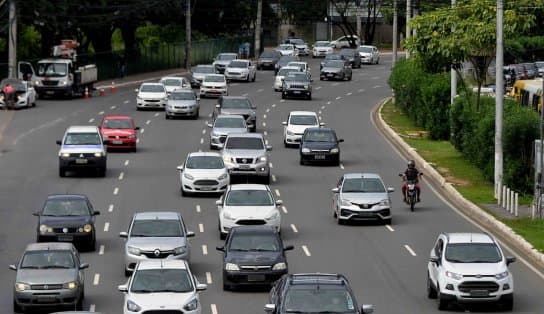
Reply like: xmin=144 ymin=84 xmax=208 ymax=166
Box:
xmin=373 ymin=97 xmax=544 ymax=270
xmin=95 ymin=70 xmax=188 ymax=90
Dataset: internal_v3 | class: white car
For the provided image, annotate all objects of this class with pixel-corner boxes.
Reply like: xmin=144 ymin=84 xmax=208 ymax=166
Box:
xmin=312 ymin=41 xmax=334 ymax=57
xmin=427 ymin=232 xmax=515 ymax=311
xmin=224 ymin=59 xmax=256 ymax=82
xmin=286 ymin=61 xmax=311 ymax=79
xmin=177 ymin=152 xmax=230 ymax=195
xmin=118 ymin=260 xmax=207 ymax=314
xmin=0 ymin=78 xmax=36 ymax=109
xmin=273 ymin=66 xmax=301 ymax=91
xmin=135 ymin=82 xmax=168 ymax=110
xmin=330 ymin=35 xmax=360 ymax=48
xmin=282 ymin=111 xmax=323 ymax=147
xmin=275 ymin=44 xmax=298 ymax=56
xmin=216 ymin=184 xmax=282 ymax=239
xmin=159 ymin=76 xmax=191 ymax=93
xmin=199 ymin=74 xmax=228 ymax=98
xmin=359 ymin=45 xmax=380 ymax=64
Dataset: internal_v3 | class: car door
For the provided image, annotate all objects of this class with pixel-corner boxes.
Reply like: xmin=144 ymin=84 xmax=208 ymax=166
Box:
xmin=429 ymin=237 xmax=444 ymax=284
xmin=333 ymin=176 xmax=344 ymax=213
xmin=249 ymin=61 xmax=256 ymax=77
xmin=73 ymin=248 xmax=85 ymax=287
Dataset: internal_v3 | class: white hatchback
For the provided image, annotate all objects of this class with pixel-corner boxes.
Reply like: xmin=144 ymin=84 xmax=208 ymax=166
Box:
xmin=135 ymin=82 xmax=168 ymax=110
xmin=177 ymin=152 xmax=230 ymax=196
xmin=282 ymin=111 xmax=323 ymax=147
xmin=199 ymin=74 xmax=228 ymax=98
xmin=275 ymin=44 xmax=297 ymax=56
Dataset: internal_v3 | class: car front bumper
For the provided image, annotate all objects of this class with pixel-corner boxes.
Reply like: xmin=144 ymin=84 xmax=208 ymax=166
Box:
xmin=220 ymin=216 xmax=280 ymax=235
xmin=283 ymin=89 xmax=311 ymax=98
xmin=300 ymin=151 xmax=338 ymax=163
xmin=136 ymin=98 xmax=166 ymax=109
xmin=438 ymin=277 xmax=513 ymax=304
xmin=59 ymin=156 xmax=107 ymax=170
xmin=124 ymin=249 xmax=191 ymax=272
xmin=225 ymin=161 xmax=269 ymax=177
xmin=104 ymin=138 xmax=136 ymax=150
xmin=181 ymin=176 xmax=229 ymax=194
xmin=225 ymin=72 xmax=249 ymax=81
xmin=200 ymin=87 xmax=227 ymax=97
xmin=321 ymin=71 xmax=344 ymax=80
xmin=38 ymin=230 xmax=94 ymax=246
xmin=284 ymin=133 xmax=303 ymax=145
xmin=338 ymin=207 xmax=391 ymax=221
xmin=14 ymin=287 xmax=80 ymax=310
xmin=223 ymin=268 xmax=287 ymax=286
xmin=166 ymin=105 xmax=199 ymax=117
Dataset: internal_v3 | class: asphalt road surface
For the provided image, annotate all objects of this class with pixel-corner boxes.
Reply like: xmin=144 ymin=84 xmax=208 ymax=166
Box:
xmin=1 ymin=55 xmax=543 ymax=314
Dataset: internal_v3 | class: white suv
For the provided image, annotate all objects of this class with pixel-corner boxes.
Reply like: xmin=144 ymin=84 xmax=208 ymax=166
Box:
xmin=427 ymin=233 xmax=516 ymax=311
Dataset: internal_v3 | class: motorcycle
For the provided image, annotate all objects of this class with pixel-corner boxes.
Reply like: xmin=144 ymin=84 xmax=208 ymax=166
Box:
xmin=399 ymin=173 xmax=423 ymax=212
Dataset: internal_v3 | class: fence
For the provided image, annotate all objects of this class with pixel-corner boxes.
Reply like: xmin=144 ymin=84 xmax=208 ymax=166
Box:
xmin=496 ymin=182 xmax=519 ymax=217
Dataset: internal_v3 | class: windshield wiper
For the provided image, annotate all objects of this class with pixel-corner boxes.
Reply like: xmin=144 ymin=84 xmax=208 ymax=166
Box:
xmin=446 ymin=258 xmax=467 ymax=263
xmin=252 ymin=249 xmax=277 ymax=252
xmin=21 ymin=266 xmax=40 ymax=269
xmin=131 ymin=289 xmax=154 ymax=293
xmin=41 ymin=265 xmax=71 ymax=269
xmin=230 ymin=248 xmax=251 ymax=251
xmin=154 ymin=289 xmax=190 ymax=293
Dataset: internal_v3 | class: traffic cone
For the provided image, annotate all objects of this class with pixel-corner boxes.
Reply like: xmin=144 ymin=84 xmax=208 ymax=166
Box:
xmin=99 ymin=88 xmax=105 ymax=96
xmin=84 ymin=87 xmax=89 ymax=99
xmin=110 ymin=81 xmax=116 ymax=93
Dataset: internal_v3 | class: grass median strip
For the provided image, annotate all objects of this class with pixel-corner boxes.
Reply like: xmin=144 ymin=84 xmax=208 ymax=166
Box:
xmin=381 ymin=99 xmax=544 ymax=252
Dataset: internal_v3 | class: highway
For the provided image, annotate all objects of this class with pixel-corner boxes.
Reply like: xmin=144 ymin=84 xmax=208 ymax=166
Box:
xmin=1 ymin=55 xmax=544 ymax=313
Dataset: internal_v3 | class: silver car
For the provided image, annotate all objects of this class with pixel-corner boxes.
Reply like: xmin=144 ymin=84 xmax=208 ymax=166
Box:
xmin=11 ymin=242 xmax=88 ymax=313
xmin=332 ymin=173 xmax=394 ymax=225
xmin=177 ymin=152 xmax=230 ymax=196
xmin=120 ymin=211 xmax=195 ymax=276
xmin=165 ymin=89 xmax=200 ymax=119
xmin=221 ymin=133 xmax=271 ymax=183
xmin=118 ymin=260 xmax=207 ymax=314
xmin=213 ymin=52 xmax=238 ymax=74
xmin=208 ymin=114 xmax=248 ymax=150
xmin=190 ymin=64 xmax=216 ymax=87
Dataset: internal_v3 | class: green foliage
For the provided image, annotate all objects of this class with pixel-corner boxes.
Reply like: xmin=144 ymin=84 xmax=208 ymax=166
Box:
xmin=506 ymin=36 xmax=544 ymax=62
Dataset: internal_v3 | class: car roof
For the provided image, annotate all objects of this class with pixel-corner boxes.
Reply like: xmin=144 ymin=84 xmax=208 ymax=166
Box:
xmin=216 ymin=114 xmax=245 ymax=120
xmin=103 ymin=115 xmax=133 ymax=120
xmin=25 ymin=242 xmax=74 ymax=251
xmin=231 ymin=225 xmax=278 ymax=235
xmin=46 ymin=194 xmax=88 ymax=200
xmin=231 ymin=59 xmax=250 ymax=63
xmin=195 ymin=64 xmax=214 ymax=68
xmin=136 ymin=259 xmax=188 ymax=270
xmin=226 ymin=132 xmax=263 ymax=139
xmin=445 ymin=233 xmax=495 ymax=244
xmin=141 ymin=82 xmax=163 ymax=86
xmin=287 ymin=273 xmax=349 ymax=285
xmin=218 ymin=52 xmax=237 ymax=56
xmin=305 ymin=127 xmax=334 ymax=133
xmin=278 ymin=66 xmax=301 ymax=72
xmin=289 ymin=111 xmax=317 ymax=116
xmin=171 ymin=89 xmax=194 ymax=93
xmin=187 ymin=151 xmax=222 ymax=158
xmin=133 ymin=211 xmax=181 ymax=220
xmin=160 ymin=76 xmax=184 ymax=81
xmin=229 ymin=184 xmax=269 ymax=191
xmin=221 ymin=95 xmax=249 ymax=100
xmin=359 ymin=45 xmax=377 ymax=49
xmin=343 ymin=173 xmax=381 ymax=179
xmin=66 ymin=125 xmax=100 ymax=133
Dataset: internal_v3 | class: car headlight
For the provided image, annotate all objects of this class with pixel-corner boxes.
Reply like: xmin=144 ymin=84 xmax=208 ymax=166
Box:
xmin=286 ymin=130 xmax=294 ymax=135
xmin=445 ymin=271 xmax=463 ymax=280
xmin=272 ymin=262 xmax=287 ymax=270
xmin=184 ymin=172 xmax=194 ymax=180
xmin=137 ymin=96 xmax=142 ymax=100
xmin=174 ymin=246 xmax=187 ymax=256
xmin=303 ymin=85 xmax=309 ymax=89
xmin=94 ymin=152 xmax=103 ymax=157
xmin=63 ymin=281 xmax=77 ymax=289
xmin=183 ymin=298 xmax=199 ymax=311
xmin=39 ymin=224 xmax=53 ymax=234
xmin=223 ymin=155 xmax=232 ymax=163
xmin=127 ymin=246 xmax=141 ymax=256
xmin=340 ymin=199 xmax=353 ymax=207
xmin=223 ymin=211 xmax=234 ymax=220
xmin=379 ymin=199 xmax=390 ymax=206
xmin=218 ymin=173 xmax=228 ymax=181
xmin=163 ymin=97 xmax=168 ymax=101
xmin=259 ymin=155 xmax=267 ymax=162
xmin=78 ymin=224 xmax=93 ymax=233
xmin=330 ymin=148 xmax=339 ymax=154
xmin=495 ymin=271 xmax=509 ymax=280
xmin=225 ymin=263 xmax=240 ymax=271
xmin=301 ymin=148 xmax=310 ymax=153
xmin=60 ymin=152 xmax=70 ymax=158
xmin=59 ymin=80 xmax=67 ymax=86
xmin=15 ymin=282 xmax=30 ymax=292
xmin=128 ymin=134 xmax=136 ymax=139
xmin=266 ymin=211 xmax=280 ymax=220
xmin=34 ymin=80 xmax=41 ymax=86
xmin=127 ymin=300 xmax=141 ymax=312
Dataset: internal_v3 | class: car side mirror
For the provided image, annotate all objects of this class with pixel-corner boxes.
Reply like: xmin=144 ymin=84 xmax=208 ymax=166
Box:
xmin=319 ymin=122 xmax=326 ymax=126
xmin=284 ymin=245 xmax=294 ymax=251
xmin=387 ymin=187 xmax=395 ymax=193
xmin=79 ymin=263 xmax=89 ymax=270
xmin=338 ymin=139 xmax=344 ymax=143
xmin=361 ymin=304 xmax=374 ymax=314
xmin=207 ymin=123 xmax=213 ymax=128
xmin=93 ymin=210 xmax=101 ymax=216
xmin=186 ymin=231 xmax=195 ymax=238
xmin=119 ymin=232 xmax=128 ymax=238
xmin=264 ymin=304 xmax=276 ymax=312
xmin=429 ymin=255 xmax=440 ymax=265
xmin=215 ymin=104 xmax=220 ymax=108
xmin=56 ymin=140 xmax=62 ymax=145
xmin=282 ymin=121 xmax=287 ymax=126
xmin=32 ymin=211 xmax=40 ymax=216
xmin=251 ymin=106 xmax=257 ymax=109
xmin=266 ymin=145 xmax=272 ymax=151
xmin=331 ymin=187 xmax=339 ymax=193
xmin=134 ymin=127 xmax=140 ymax=130
xmin=118 ymin=284 xmax=128 ymax=293
xmin=9 ymin=264 xmax=17 ymax=271
xmin=134 ymin=88 xmax=138 ymax=92
xmin=506 ymin=256 xmax=516 ymax=265
xmin=197 ymin=97 xmax=201 ymax=101
xmin=216 ymin=200 xmax=223 ymax=206
xmin=177 ymin=165 xmax=184 ymax=171
xmin=216 ymin=246 xmax=225 ymax=252
xmin=275 ymin=200 xmax=283 ymax=206
xmin=196 ymin=283 xmax=207 ymax=291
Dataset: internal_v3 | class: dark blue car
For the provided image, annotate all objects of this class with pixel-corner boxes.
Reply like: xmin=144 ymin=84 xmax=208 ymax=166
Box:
xmin=34 ymin=194 xmax=100 ymax=251
xmin=299 ymin=127 xmax=344 ymax=166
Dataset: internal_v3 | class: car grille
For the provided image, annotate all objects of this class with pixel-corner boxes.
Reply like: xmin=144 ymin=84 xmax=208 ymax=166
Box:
xmin=42 ymin=80 xmax=58 ymax=86
xmin=52 ymin=227 xmax=79 ymax=233
xmin=458 ymin=281 xmax=499 ymax=293
xmin=194 ymin=179 xmax=219 ymax=186
xmin=69 ymin=153 xmax=96 ymax=157
xmin=356 ymin=202 xmax=380 ymax=209
xmin=236 ymin=219 xmax=266 ymax=225
xmin=236 ymin=158 xmax=254 ymax=164
xmin=288 ymin=84 xmax=306 ymax=89
xmin=143 ymin=311 xmax=184 ymax=314
xmin=141 ymin=250 xmax=174 ymax=259
xmin=108 ymin=135 xmax=129 ymax=139
xmin=144 ymin=99 xmax=160 ymax=102
xmin=228 ymin=72 xmax=241 ymax=75
xmin=240 ymin=265 xmax=272 ymax=270
xmin=31 ymin=284 xmax=63 ymax=290
xmin=310 ymin=149 xmax=329 ymax=153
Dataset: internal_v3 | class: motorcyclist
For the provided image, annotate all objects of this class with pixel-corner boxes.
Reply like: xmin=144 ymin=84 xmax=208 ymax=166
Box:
xmin=401 ymin=160 xmax=421 ymax=203
xmin=2 ymin=83 xmax=15 ymax=110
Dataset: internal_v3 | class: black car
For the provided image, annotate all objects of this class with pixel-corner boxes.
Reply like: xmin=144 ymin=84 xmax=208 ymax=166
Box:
xmin=275 ymin=55 xmax=300 ymax=74
xmin=340 ymin=48 xmax=362 ymax=69
xmin=264 ymin=273 xmax=374 ymax=314
xmin=34 ymin=194 xmax=100 ymax=251
xmin=258 ymin=51 xmax=281 ymax=70
xmin=320 ymin=53 xmax=347 ymax=69
xmin=216 ymin=226 xmax=293 ymax=290
xmin=299 ymin=127 xmax=343 ymax=166
xmin=212 ymin=96 xmax=257 ymax=132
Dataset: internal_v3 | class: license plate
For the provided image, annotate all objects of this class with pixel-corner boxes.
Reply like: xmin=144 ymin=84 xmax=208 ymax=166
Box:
xmin=38 ymin=296 xmax=56 ymax=303
xmin=470 ymin=290 xmax=489 ymax=297
xmin=75 ymin=158 xmax=88 ymax=164
xmin=247 ymin=274 xmax=265 ymax=282
xmin=46 ymin=90 xmax=54 ymax=94
xmin=112 ymin=140 xmax=123 ymax=145
xmin=239 ymin=164 xmax=251 ymax=169
xmin=199 ymin=186 xmax=213 ymax=191
xmin=327 ymin=73 xmax=334 ymax=77
xmin=314 ymin=155 xmax=326 ymax=160
xmin=293 ymin=90 xmax=301 ymax=94
xmin=58 ymin=235 xmax=73 ymax=241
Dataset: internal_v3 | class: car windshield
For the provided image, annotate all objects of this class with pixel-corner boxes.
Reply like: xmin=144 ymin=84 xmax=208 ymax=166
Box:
xmin=131 ymin=269 xmax=193 ymax=293
xmin=229 ymin=234 xmax=280 ymax=251
xmin=229 ymin=61 xmax=248 ymax=68
xmin=278 ymin=68 xmax=298 ymax=76
xmin=342 ymin=178 xmax=385 ymax=193
xmin=21 ymin=250 xmax=75 ymax=269
xmin=315 ymin=41 xmax=330 ymax=47
xmin=279 ymin=45 xmax=293 ymax=50
xmin=324 ymin=60 xmax=344 ymax=68
xmin=535 ymin=62 xmax=544 ymax=68
xmin=103 ymin=119 xmax=132 ymax=129
xmin=304 ymin=130 xmax=336 ymax=142
xmin=43 ymin=199 xmax=90 ymax=216
xmin=225 ymin=137 xmax=264 ymax=150
xmin=287 ymin=62 xmax=306 ymax=70
xmin=290 ymin=115 xmax=317 ymax=125
xmin=140 ymin=85 xmax=164 ymax=93
xmin=340 ymin=49 xmax=355 ymax=57
xmin=285 ymin=73 xmax=309 ymax=82
xmin=522 ymin=63 xmax=536 ymax=70
xmin=204 ymin=75 xmax=225 ymax=83
xmin=225 ymin=190 xmax=274 ymax=206
xmin=169 ymin=92 xmax=195 ymax=100
xmin=260 ymin=51 xmax=277 ymax=58
xmin=161 ymin=79 xmax=182 ymax=86
xmin=217 ymin=54 xmax=237 ymax=61
xmin=289 ymin=39 xmax=304 ymax=45
xmin=325 ymin=54 xmax=343 ymax=60
xmin=193 ymin=66 xmax=215 ymax=74
xmin=214 ymin=117 xmax=246 ymax=128
xmin=222 ymin=98 xmax=251 ymax=109
xmin=64 ymin=132 xmax=101 ymax=145
xmin=445 ymin=243 xmax=502 ymax=263
xmin=130 ymin=219 xmax=183 ymax=237
xmin=37 ymin=63 xmax=67 ymax=77
xmin=359 ymin=46 xmax=373 ymax=53
xmin=186 ymin=156 xmax=224 ymax=169
xmin=279 ymin=56 xmax=297 ymax=64
xmin=284 ymin=286 xmax=357 ymax=313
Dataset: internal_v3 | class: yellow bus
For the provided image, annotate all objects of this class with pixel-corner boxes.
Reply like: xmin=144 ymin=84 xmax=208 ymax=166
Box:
xmin=510 ymin=79 xmax=543 ymax=111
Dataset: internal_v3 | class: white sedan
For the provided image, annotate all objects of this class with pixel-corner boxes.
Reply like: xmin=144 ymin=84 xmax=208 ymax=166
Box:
xmin=275 ymin=44 xmax=298 ymax=56
xmin=135 ymin=82 xmax=168 ymax=110
xmin=359 ymin=45 xmax=380 ymax=64
xmin=178 ymin=152 xmax=230 ymax=196
xmin=199 ymin=74 xmax=228 ymax=98
xmin=217 ymin=184 xmax=282 ymax=239
xmin=312 ymin=41 xmax=334 ymax=57
xmin=273 ymin=66 xmax=301 ymax=91
xmin=282 ymin=111 xmax=324 ymax=147
xmin=0 ymin=78 xmax=36 ymax=109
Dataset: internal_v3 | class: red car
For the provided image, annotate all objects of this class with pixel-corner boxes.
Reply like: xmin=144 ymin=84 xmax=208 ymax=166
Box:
xmin=99 ymin=115 xmax=139 ymax=152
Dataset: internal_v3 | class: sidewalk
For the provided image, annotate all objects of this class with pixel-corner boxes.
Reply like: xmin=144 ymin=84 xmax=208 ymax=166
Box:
xmin=95 ymin=67 xmax=188 ymax=90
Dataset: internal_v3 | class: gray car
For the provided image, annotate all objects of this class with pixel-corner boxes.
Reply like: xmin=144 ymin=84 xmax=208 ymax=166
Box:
xmin=11 ymin=242 xmax=88 ymax=313
xmin=208 ymin=114 xmax=248 ymax=150
xmin=257 ymin=50 xmax=281 ymax=70
xmin=213 ymin=52 xmax=238 ymax=74
xmin=212 ymin=96 xmax=257 ymax=132
xmin=165 ymin=89 xmax=200 ymax=119
xmin=190 ymin=64 xmax=216 ymax=87
xmin=221 ymin=133 xmax=272 ymax=183
xmin=281 ymin=72 xmax=312 ymax=100
xmin=320 ymin=59 xmax=353 ymax=81
xmin=340 ymin=48 xmax=362 ymax=69
xmin=120 ymin=211 xmax=195 ymax=276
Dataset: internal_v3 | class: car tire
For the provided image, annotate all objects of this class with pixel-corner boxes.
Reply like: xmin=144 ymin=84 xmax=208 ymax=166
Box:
xmin=281 ymin=93 xmax=286 ymax=99
xmin=76 ymin=295 xmax=83 ymax=310
xmin=193 ymin=109 xmax=199 ymax=120
xmin=181 ymin=187 xmax=189 ymax=197
xmin=136 ymin=107 xmax=141 ymax=111
xmin=376 ymin=58 xmax=380 ymax=65
xmin=383 ymin=218 xmax=392 ymax=225
xmin=333 ymin=210 xmax=337 ymax=218
xmin=87 ymin=237 xmax=96 ymax=252
xmin=252 ymin=74 xmax=256 ymax=82
xmin=348 ymin=74 xmax=352 ymax=81
xmin=437 ymin=286 xmax=449 ymax=310
xmin=307 ymin=93 xmax=312 ymax=100
xmin=427 ymin=273 xmax=437 ymax=299
xmin=220 ymin=231 xmax=227 ymax=240
xmin=337 ymin=216 xmax=345 ymax=225
xmin=165 ymin=114 xmax=170 ymax=120
xmin=263 ymin=173 xmax=271 ymax=184
xmin=97 ymin=167 xmax=106 ymax=177
xmin=299 ymin=158 xmax=305 ymax=165
xmin=223 ymin=282 xmax=231 ymax=291
xmin=59 ymin=167 xmax=66 ymax=177
xmin=13 ymin=300 xmax=22 ymax=313
xmin=501 ymin=294 xmax=514 ymax=311
xmin=132 ymin=146 xmax=137 ymax=153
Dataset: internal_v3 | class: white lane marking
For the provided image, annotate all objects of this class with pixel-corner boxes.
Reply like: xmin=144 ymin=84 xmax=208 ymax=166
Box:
xmin=140 ymin=128 xmax=145 ymax=134
xmin=110 ymin=105 xmax=116 ymax=109
xmin=275 ymin=189 xmax=281 ymax=197
xmin=199 ymin=223 xmax=204 ymax=233
xmin=327 ymin=101 xmax=331 ymax=105
xmin=208 ymin=113 xmax=212 ymax=117
xmin=88 ymin=118 xmax=94 ymax=123
xmin=257 ymin=88 xmax=264 ymax=92
xmin=319 ymin=116 xmax=322 ymax=121
xmin=200 ymin=138 xmax=204 ymax=144
xmin=108 ymin=204 xmax=114 ymax=212
xmin=136 ymin=138 xmax=140 ymax=144
xmin=358 ymin=88 xmax=365 ymax=92
xmin=113 ymin=187 xmax=119 ymax=195
xmin=280 ymin=99 xmax=285 ymax=103
xmin=124 ymin=159 xmax=130 ymax=166
xmin=262 ymin=122 xmax=266 ymax=127
xmin=264 ymin=131 xmax=268 ymax=136
xmin=265 ymin=139 xmax=269 ymax=145
xmin=104 ymin=222 xmax=110 ymax=232
xmin=272 ymin=174 xmax=276 ymax=182
xmin=202 ymin=245 xmax=208 ymax=255
xmin=272 ymin=104 xmax=276 ymax=107
xmin=98 ymin=111 xmax=105 ymax=115
xmin=372 ymin=76 xmax=380 ymax=79
xmin=196 ymin=205 xmax=201 ymax=213
xmin=404 ymin=245 xmax=417 ymax=256
xmin=89 ymin=304 xmax=96 ymax=312
xmin=302 ymin=245 xmax=311 ymax=256
xmin=340 ymin=163 xmax=345 ymax=169
xmin=385 ymin=225 xmax=395 ymax=232
xmin=335 ymin=96 xmax=342 ymax=100
xmin=373 ymin=85 xmax=382 ymax=88
xmin=231 ymin=83 xmax=239 ymax=86
xmin=281 ymin=206 xmax=288 ymax=214
xmin=332 ymin=82 xmax=339 ymax=86
xmin=211 ymin=304 xmax=218 ymax=314
xmin=315 ymin=86 xmax=322 ymax=90
xmin=118 ymin=172 xmax=124 ymax=180
xmin=346 ymin=92 xmax=352 ymax=96
xmin=290 ymin=224 xmax=298 ymax=233
xmin=206 ymin=272 xmax=213 ymax=284
xmin=93 ymin=273 xmax=100 ymax=285
xmin=263 ymin=114 xmax=267 ymax=119
xmin=242 ymin=93 xmax=249 ymax=96
xmin=124 ymin=100 xmax=130 ymax=104
xmin=154 ymin=112 xmax=159 ymax=117
xmin=266 ymin=108 xmax=270 ymax=113
xmin=269 ymin=162 xmax=273 ymax=168
xmin=202 ymin=129 xmax=206 ymax=134
xmin=198 ymin=148 xmax=202 ymax=152
xmin=146 ymin=120 xmax=151 ymax=125
xmin=99 ymin=245 xmax=105 ymax=255
xmin=318 ymin=110 xmax=322 ymax=115
xmin=321 ymin=105 xmax=325 ymax=109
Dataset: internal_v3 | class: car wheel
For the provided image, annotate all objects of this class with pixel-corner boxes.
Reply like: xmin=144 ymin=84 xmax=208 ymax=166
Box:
xmin=333 ymin=209 xmax=337 ymax=218
xmin=376 ymin=58 xmax=380 ymax=65
xmin=252 ymin=74 xmax=256 ymax=82
xmin=263 ymin=173 xmax=271 ymax=184
xmin=223 ymin=282 xmax=231 ymax=291
xmin=299 ymin=158 xmax=305 ymax=165
xmin=427 ymin=273 xmax=437 ymax=299
xmin=284 ymin=140 xmax=289 ymax=148
xmin=220 ymin=231 xmax=227 ymax=240
xmin=132 ymin=146 xmax=137 ymax=153
xmin=307 ymin=93 xmax=312 ymax=100
xmin=181 ymin=186 xmax=189 ymax=197
xmin=437 ymin=286 xmax=449 ymax=310
xmin=501 ymin=294 xmax=514 ymax=311
xmin=136 ymin=107 xmax=141 ymax=111
xmin=87 ymin=237 xmax=96 ymax=252
xmin=193 ymin=109 xmax=199 ymax=120
xmin=97 ymin=167 xmax=106 ymax=177
xmin=13 ymin=300 xmax=22 ymax=313
xmin=348 ymin=74 xmax=352 ymax=81
xmin=76 ymin=294 xmax=83 ymax=310
xmin=320 ymin=77 xmax=324 ymax=81
xmin=59 ymin=167 xmax=66 ymax=177
xmin=337 ymin=215 xmax=345 ymax=225
xmin=281 ymin=93 xmax=286 ymax=99
xmin=383 ymin=218 xmax=392 ymax=225
xmin=165 ymin=114 xmax=170 ymax=120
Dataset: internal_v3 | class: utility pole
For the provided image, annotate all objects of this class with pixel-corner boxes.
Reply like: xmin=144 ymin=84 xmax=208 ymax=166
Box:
xmin=495 ymin=0 xmax=504 ymax=200
xmin=356 ymin=3 xmax=362 ymax=44
xmin=405 ymin=0 xmax=411 ymax=58
xmin=392 ymin=0 xmax=398 ymax=65
xmin=255 ymin=0 xmax=262 ymax=59
xmin=8 ymin=0 xmax=17 ymax=78
xmin=185 ymin=0 xmax=191 ymax=69
xmin=329 ymin=0 xmax=333 ymax=41
xmin=451 ymin=0 xmax=456 ymax=105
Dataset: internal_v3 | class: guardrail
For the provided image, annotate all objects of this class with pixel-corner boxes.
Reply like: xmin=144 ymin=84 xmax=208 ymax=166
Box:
xmin=496 ymin=182 xmax=519 ymax=217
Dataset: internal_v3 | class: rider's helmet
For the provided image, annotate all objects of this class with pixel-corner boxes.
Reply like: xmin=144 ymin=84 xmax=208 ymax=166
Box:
xmin=407 ymin=160 xmax=415 ymax=169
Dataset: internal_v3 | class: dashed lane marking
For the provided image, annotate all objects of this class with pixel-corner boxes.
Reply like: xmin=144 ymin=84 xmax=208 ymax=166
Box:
xmin=386 ymin=225 xmax=395 ymax=232
xmin=346 ymin=92 xmax=352 ymax=96
xmin=118 ymin=172 xmax=124 ymax=180
xmin=257 ymin=88 xmax=264 ymax=92
xmin=290 ymin=224 xmax=298 ymax=233
xmin=104 ymin=222 xmax=110 ymax=232
xmin=88 ymin=118 xmax=94 ymax=123
xmin=264 ymin=131 xmax=268 ymax=136
xmin=200 ymin=138 xmax=204 ymax=144
xmin=265 ymin=139 xmax=269 ymax=145
xmin=318 ymin=111 xmax=322 ymax=115
xmin=404 ymin=245 xmax=417 ymax=256
xmin=93 ymin=273 xmax=100 ymax=285
xmin=280 ymin=99 xmax=285 ymax=103
xmin=266 ymin=108 xmax=270 ymax=113
xmin=140 ymin=128 xmax=144 ymax=134
xmin=206 ymin=272 xmax=213 ymax=284
xmin=315 ymin=86 xmax=322 ymax=90
xmin=358 ymin=88 xmax=365 ymax=93
xmin=154 ymin=113 xmax=159 ymax=117
xmin=202 ymin=129 xmax=206 ymax=134
xmin=263 ymin=114 xmax=267 ymax=119
xmin=199 ymin=223 xmax=204 ymax=233
xmin=269 ymin=162 xmax=273 ymax=168
xmin=98 ymin=111 xmax=104 ymax=115
xmin=211 ymin=304 xmax=218 ymax=314
xmin=335 ymin=96 xmax=342 ymax=100
xmin=373 ymin=85 xmax=382 ymax=89
xmin=99 ymin=245 xmax=105 ymax=255
xmin=302 ymin=245 xmax=311 ymax=256
xmin=272 ymin=104 xmax=276 ymax=107
xmin=208 ymin=113 xmax=212 ymax=118
xmin=124 ymin=160 xmax=130 ymax=166
xmin=136 ymin=138 xmax=140 ymax=144
xmin=340 ymin=163 xmax=345 ymax=169
xmin=146 ymin=120 xmax=151 ymax=125
xmin=332 ymin=82 xmax=340 ymax=86
xmin=196 ymin=205 xmax=201 ymax=213
xmin=113 ymin=187 xmax=119 ymax=195
xmin=272 ymin=174 xmax=276 ymax=182
xmin=327 ymin=101 xmax=331 ymax=105
xmin=242 ymin=93 xmax=249 ymax=97
xmin=89 ymin=304 xmax=96 ymax=312
xmin=124 ymin=100 xmax=129 ymax=104
xmin=372 ymin=76 xmax=380 ymax=79
xmin=262 ymin=122 xmax=266 ymax=127
xmin=108 ymin=204 xmax=114 ymax=212
xmin=281 ymin=206 xmax=288 ymax=214
xmin=202 ymin=245 xmax=208 ymax=255
xmin=321 ymin=105 xmax=325 ymax=110
xmin=110 ymin=105 xmax=116 ymax=109
xmin=275 ymin=189 xmax=281 ymax=197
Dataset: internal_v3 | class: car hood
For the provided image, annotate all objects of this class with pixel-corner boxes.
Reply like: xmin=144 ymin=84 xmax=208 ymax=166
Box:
xmin=184 ymin=168 xmax=227 ymax=179
xmin=445 ymin=262 xmax=506 ymax=276
xmin=39 ymin=215 xmax=92 ymax=227
xmin=167 ymin=100 xmax=197 ymax=106
xmin=60 ymin=144 xmax=104 ymax=153
xmin=301 ymin=141 xmax=337 ymax=150
xmin=128 ymin=291 xmax=194 ymax=308
xmin=322 ymin=67 xmax=342 ymax=72
xmin=17 ymin=269 xmax=77 ymax=285
xmin=359 ymin=52 xmax=372 ymax=57
xmin=138 ymin=91 xmax=166 ymax=99
xmin=212 ymin=127 xmax=248 ymax=135
xmin=101 ymin=129 xmax=135 ymax=137
xmin=214 ymin=60 xmax=232 ymax=66
xmin=164 ymin=86 xmax=182 ymax=93
xmin=294 ymin=44 xmax=308 ymax=49
xmin=258 ymin=58 xmax=274 ymax=63
xmin=341 ymin=193 xmax=387 ymax=204
xmin=226 ymin=250 xmax=283 ymax=266
xmin=192 ymin=73 xmax=207 ymax=80
xmin=202 ymin=82 xmax=226 ymax=88
xmin=222 ymin=206 xmax=277 ymax=219
xmin=287 ymin=125 xmax=315 ymax=134
xmin=220 ymin=108 xmax=254 ymax=116
xmin=226 ymin=67 xmax=248 ymax=72
xmin=223 ymin=149 xmax=265 ymax=158
xmin=285 ymin=80 xmax=309 ymax=86
xmin=126 ymin=237 xmax=186 ymax=251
